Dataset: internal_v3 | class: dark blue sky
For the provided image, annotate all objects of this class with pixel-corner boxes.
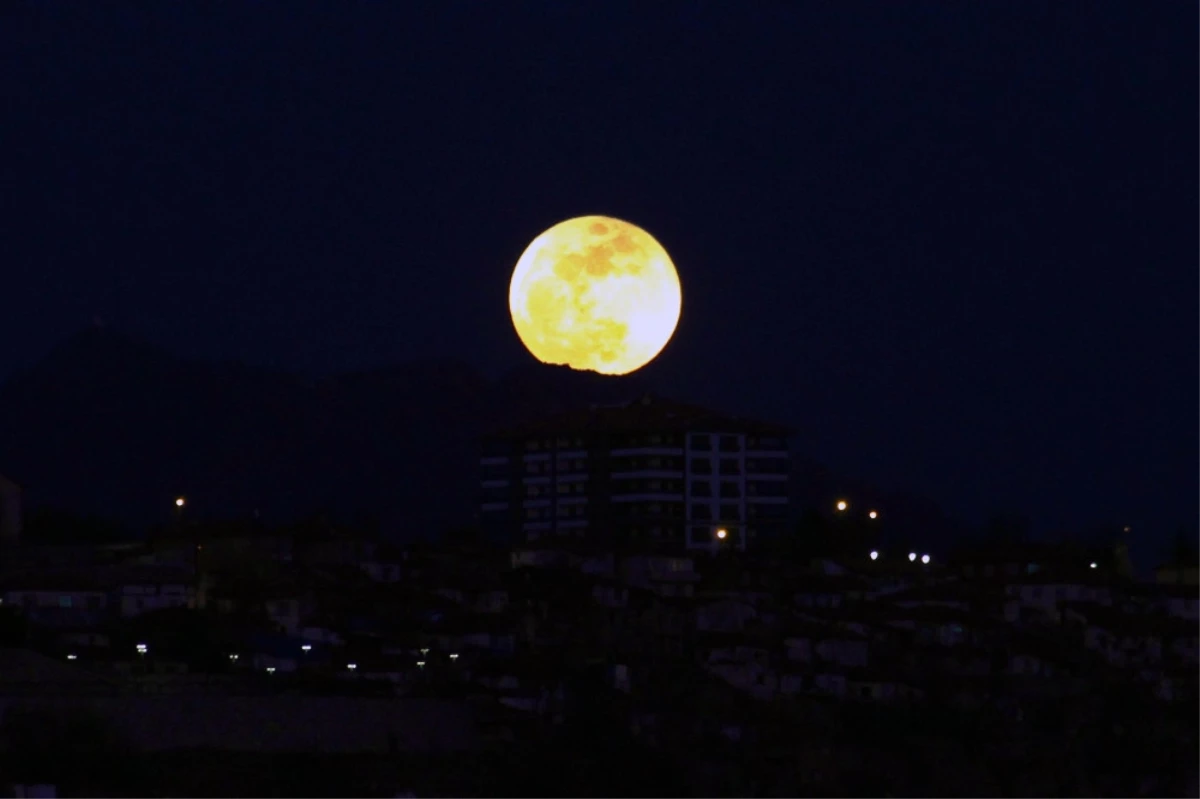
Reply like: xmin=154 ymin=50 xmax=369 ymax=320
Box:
xmin=2 ymin=1 xmax=1195 ymax=550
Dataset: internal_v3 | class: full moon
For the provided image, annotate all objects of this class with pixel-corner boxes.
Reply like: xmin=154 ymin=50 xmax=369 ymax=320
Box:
xmin=509 ymin=216 xmax=682 ymax=376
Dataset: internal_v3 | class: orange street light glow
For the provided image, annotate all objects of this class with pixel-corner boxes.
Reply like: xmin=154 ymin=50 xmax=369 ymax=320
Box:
xmin=716 ymin=528 xmax=728 ymax=540
xmin=836 ymin=500 xmax=848 ymax=512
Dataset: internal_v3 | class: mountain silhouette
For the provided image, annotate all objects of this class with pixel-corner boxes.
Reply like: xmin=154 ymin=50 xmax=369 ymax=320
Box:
xmin=0 ymin=327 xmax=964 ymax=550
xmin=0 ymin=328 xmax=652 ymax=539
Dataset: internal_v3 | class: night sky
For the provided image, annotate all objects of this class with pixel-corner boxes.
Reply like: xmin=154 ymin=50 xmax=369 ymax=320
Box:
xmin=3 ymin=2 xmax=1195 ymax=553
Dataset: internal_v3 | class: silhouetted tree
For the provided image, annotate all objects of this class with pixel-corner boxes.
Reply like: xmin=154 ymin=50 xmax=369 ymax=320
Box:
xmin=982 ymin=511 xmax=1031 ymax=547
xmin=1168 ymin=526 xmax=1198 ymax=580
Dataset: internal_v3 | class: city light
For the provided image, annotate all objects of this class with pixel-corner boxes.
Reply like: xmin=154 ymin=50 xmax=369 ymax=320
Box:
xmin=266 ymin=666 xmax=276 ymax=674
xmin=1090 ymin=562 xmax=1098 ymax=569
xmin=175 ymin=497 xmax=186 ymax=508
xmin=716 ymin=528 xmax=728 ymax=540
xmin=301 ymin=644 xmax=312 ymax=652
xmin=921 ymin=554 xmax=931 ymax=565
xmin=868 ymin=510 xmax=878 ymax=520
xmin=229 ymin=653 xmax=239 ymax=661
xmin=136 ymin=643 xmax=148 ymax=654
xmin=67 ymin=654 xmax=78 ymax=661
xmin=869 ymin=550 xmax=879 ymax=561
xmin=347 ymin=663 xmax=358 ymax=670
xmin=416 ymin=660 xmax=426 ymax=668
xmin=908 ymin=552 xmax=917 ymax=562
xmin=420 ymin=648 xmax=430 ymax=655
xmin=836 ymin=500 xmax=848 ymax=512
xmin=449 ymin=653 xmax=459 ymax=661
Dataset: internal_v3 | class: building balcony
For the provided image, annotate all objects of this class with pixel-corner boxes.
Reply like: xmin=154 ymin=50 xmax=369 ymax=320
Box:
xmin=611 ymin=493 xmax=685 ymax=503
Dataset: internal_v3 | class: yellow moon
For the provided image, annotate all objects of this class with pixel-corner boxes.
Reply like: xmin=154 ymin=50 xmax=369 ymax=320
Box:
xmin=509 ymin=216 xmax=682 ymax=376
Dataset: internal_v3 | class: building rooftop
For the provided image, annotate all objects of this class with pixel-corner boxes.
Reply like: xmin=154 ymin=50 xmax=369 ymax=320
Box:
xmin=487 ymin=394 xmax=792 ymax=440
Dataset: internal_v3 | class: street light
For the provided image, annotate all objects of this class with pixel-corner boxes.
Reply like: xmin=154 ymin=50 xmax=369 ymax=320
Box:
xmin=347 ymin=663 xmax=357 ymax=671
xmin=174 ymin=497 xmax=186 ymax=508
xmin=921 ymin=554 xmax=931 ymax=565
xmin=908 ymin=552 xmax=917 ymax=562
xmin=266 ymin=666 xmax=276 ymax=674
xmin=868 ymin=510 xmax=878 ymax=520
xmin=67 ymin=654 xmax=78 ymax=661
xmin=301 ymin=644 xmax=312 ymax=652
xmin=836 ymin=500 xmax=848 ymax=512
xmin=229 ymin=653 xmax=239 ymax=661
xmin=136 ymin=643 xmax=148 ymax=655
xmin=449 ymin=653 xmax=459 ymax=661
xmin=716 ymin=528 xmax=728 ymax=540
xmin=869 ymin=550 xmax=879 ymax=561
xmin=1089 ymin=562 xmax=1098 ymax=569
xmin=416 ymin=660 xmax=426 ymax=668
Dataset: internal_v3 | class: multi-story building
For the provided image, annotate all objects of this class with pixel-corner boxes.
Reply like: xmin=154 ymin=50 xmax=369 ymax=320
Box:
xmin=478 ymin=395 xmax=790 ymax=552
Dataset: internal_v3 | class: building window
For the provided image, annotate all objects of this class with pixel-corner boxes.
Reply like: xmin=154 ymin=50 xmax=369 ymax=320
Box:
xmin=720 ymin=504 xmax=741 ymax=521
xmin=748 ymin=481 xmax=786 ymax=498
xmin=692 ymin=504 xmax=712 ymax=520
xmin=719 ymin=435 xmax=741 ymax=452
xmin=746 ymin=457 xmax=788 ymax=474
xmin=749 ymin=503 xmax=787 ymax=520
xmin=691 ymin=481 xmax=712 ymax=497
xmin=718 ymin=459 xmax=741 ymax=476
xmin=59 ymin=596 xmax=73 ymax=608
xmin=719 ymin=482 xmax=741 ymax=498
xmin=689 ymin=435 xmax=711 ymax=451
xmin=690 ymin=458 xmax=713 ymax=475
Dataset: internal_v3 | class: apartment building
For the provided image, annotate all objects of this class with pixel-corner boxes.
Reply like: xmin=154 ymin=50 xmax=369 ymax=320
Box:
xmin=479 ymin=395 xmax=790 ymax=552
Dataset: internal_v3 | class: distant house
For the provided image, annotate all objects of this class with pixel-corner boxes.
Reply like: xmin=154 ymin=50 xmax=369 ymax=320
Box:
xmin=621 ymin=554 xmax=699 ymax=598
xmin=117 ymin=567 xmax=196 ymax=618
xmin=0 ymin=572 xmax=109 ymax=628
